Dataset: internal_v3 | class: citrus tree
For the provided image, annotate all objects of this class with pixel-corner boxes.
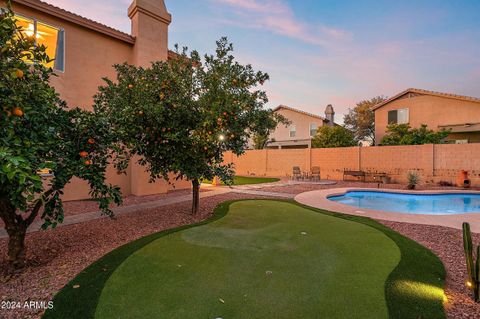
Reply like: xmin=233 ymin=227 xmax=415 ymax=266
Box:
xmin=0 ymin=5 xmax=123 ymax=268
xmin=95 ymin=38 xmax=283 ymax=214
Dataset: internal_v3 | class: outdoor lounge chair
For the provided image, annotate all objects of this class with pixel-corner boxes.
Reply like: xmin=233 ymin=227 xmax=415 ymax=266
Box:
xmin=310 ymin=166 xmax=320 ymax=181
xmin=292 ymin=166 xmax=302 ymax=180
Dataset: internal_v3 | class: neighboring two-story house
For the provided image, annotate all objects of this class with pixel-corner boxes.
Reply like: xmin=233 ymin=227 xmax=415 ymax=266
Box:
xmin=4 ymin=0 xmax=191 ymax=200
xmin=372 ymin=88 xmax=480 ymax=145
xmin=266 ymin=105 xmax=336 ymax=149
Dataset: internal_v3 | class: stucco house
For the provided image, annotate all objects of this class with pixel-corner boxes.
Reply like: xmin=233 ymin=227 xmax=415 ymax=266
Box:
xmin=372 ymin=88 xmax=480 ymax=145
xmin=4 ymin=0 xmax=191 ymax=200
xmin=266 ymin=105 xmax=336 ymax=149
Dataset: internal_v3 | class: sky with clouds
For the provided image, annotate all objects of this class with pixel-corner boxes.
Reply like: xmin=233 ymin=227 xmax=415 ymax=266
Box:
xmin=45 ymin=0 xmax=480 ymax=122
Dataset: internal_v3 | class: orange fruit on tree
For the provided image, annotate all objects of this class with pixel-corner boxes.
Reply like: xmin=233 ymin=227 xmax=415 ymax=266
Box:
xmin=79 ymin=151 xmax=89 ymax=158
xmin=12 ymin=107 xmax=23 ymax=117
xmin=15 ymin=69 xmax=24 ymax=79
xmin=128 ymin=84 xmax=134 ymax=89
xmin=87 ymin=138 xmax=95 ymax=145
xmin=84 ymin=160 xmax=92 ymax=166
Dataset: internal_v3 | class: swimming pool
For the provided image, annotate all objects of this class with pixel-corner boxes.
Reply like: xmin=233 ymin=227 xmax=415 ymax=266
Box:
xmin=328 ymin=191 xmax=480 ymax=215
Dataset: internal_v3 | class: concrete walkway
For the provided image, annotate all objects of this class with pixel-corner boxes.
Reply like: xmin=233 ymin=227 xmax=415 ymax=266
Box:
xmin=0 ymin=186 xmax=295 ymax=239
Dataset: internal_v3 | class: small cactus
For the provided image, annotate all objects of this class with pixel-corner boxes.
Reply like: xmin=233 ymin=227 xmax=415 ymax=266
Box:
xmin=462 ymin=222 xmax=479 ymax=302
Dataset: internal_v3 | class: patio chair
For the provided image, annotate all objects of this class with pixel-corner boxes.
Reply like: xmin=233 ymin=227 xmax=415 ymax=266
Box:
xmin=292 ymin=166 xmax=302 ymax=180
xmin=310 ymin=166 xmax=320 ymax=181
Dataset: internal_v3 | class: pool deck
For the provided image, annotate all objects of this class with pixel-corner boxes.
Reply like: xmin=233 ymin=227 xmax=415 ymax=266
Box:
xmin=294 ymin=188 xmax=480 ymax=233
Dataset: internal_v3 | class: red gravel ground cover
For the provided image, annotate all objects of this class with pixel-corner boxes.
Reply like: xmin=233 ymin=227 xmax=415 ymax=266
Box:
xmin=62 ymin=188 xmax=211 ymax=216
xmin=380 ymin=221 xmax=480 ymax=319
xmin=0 ymin=193 xmax=270 ymax=319
xmin=0 ymin=188 xmax=211 ymax=228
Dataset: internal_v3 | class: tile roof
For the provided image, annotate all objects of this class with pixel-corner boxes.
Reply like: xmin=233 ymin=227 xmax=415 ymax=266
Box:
xmin=13 ymin=0 xmax=135 ymax=44
xmin=371 ymin=88 xmax=480 ymax=111
xmin=273 ymin=105 xmax=329 ymax=122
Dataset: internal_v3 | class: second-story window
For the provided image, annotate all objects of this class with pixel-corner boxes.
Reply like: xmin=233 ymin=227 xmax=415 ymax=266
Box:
xmin=309 ymin=123 xmax=317 ymax=136
xmin=15 ymin=14 xmax=65 ymax=72
xmin=289 ymin=125 xmax=296 ymax=138
xmin=388 ymin=108 xmax=409 ymax=124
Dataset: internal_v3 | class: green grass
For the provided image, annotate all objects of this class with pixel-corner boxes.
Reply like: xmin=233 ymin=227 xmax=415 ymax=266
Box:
xmin=202 ymin=176 xmax=280 ymax=185
xmin=44 ymin=200 xmax=446 ymax=319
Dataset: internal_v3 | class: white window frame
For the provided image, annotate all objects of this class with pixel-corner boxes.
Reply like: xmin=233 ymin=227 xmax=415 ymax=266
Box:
xmin=289 ymin=125 xmax=296 ymax=138
xmin=309 ymin=123 xmax=317 ymax=137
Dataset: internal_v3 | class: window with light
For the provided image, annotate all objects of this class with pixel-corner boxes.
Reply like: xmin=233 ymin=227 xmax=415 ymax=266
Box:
xmin=15 ymin=14 xmax=65 ymax=71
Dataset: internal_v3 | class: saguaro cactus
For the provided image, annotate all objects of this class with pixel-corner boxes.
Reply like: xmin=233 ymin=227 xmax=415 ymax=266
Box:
xmin=462 ymin=222 xmax=480 ymax=302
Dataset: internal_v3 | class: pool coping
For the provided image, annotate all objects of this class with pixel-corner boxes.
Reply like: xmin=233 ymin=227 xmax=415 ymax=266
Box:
xmin=294 ymin=188 xmax=480 ymax=233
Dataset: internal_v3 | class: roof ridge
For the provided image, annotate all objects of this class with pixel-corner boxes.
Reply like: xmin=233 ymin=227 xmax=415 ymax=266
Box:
xmin=273 ymin=105 xmax=328 ymax=122
xmin=371 ymin=88 xmax=480 ymax=110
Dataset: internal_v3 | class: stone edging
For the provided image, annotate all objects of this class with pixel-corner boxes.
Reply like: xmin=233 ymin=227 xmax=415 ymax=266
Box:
xmin=294 ymin=188 xmax=480 ymax=233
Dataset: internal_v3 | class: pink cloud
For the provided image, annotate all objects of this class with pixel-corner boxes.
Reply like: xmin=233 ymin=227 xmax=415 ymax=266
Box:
xmin=213 ymin=0 xmax=351 ymax=47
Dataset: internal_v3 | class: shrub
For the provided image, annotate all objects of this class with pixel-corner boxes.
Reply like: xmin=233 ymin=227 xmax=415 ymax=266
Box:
xmin=407 ymin=171 xmax=420 ymax=190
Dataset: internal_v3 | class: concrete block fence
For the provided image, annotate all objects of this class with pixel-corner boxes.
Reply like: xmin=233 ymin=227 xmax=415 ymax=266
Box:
xmin=224 ymin=144 xmax=480 ymax=186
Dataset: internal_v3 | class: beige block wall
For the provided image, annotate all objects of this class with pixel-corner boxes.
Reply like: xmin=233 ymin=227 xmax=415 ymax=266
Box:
xmin=360 ymin=145 xmax=434 ymax=183
xmin=374 ymin=95 xmax=480 ymax=143
xmin=311 ymin=147 xmax=360 ymax=180
xmin=227 ymin=144 xmax=480 ymax=187
xmin=434 ymin=144 xmax=480 ymax=186
xmin=266 ymin=149 xmax=309 ymax=176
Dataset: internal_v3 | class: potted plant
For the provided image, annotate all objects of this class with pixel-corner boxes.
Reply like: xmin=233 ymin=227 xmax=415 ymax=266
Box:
xmin=407 ymin=171 xmax=419 ymax=190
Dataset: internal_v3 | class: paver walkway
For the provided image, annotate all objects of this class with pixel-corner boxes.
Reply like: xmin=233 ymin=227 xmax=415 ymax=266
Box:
xmin=0 ymin=186 xmax=295 ymax=239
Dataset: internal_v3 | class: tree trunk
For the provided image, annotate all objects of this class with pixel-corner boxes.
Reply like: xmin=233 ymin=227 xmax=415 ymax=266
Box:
xmin=7 ymin=226 xmax=27 ymax=268
xmin=0 ymin=195 xmax=28 ymax=269
xmin=191 ymin=179 xmax=200 ymax=215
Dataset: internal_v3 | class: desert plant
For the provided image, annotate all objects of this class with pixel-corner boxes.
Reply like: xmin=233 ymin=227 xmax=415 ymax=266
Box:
xmin=462 ymin=222 xmax=480 ymax=302
xmin=407 ymin=171 xmax=420 ymax=190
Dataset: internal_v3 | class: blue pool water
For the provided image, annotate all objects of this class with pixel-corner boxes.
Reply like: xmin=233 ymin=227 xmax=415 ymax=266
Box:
xmin=328 ymin=191 xmax=480 ymax=215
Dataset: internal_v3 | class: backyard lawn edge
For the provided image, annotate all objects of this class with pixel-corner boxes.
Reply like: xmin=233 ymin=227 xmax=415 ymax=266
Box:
xmin=43 ymin=199 xmax=446 ymax=319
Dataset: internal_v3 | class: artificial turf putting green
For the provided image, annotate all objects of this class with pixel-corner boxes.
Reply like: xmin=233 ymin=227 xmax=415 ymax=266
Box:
xmin=44 ymin=200 xmax=446 ymax=319
xmin=202 ymin=176 xmax=280 ymax=185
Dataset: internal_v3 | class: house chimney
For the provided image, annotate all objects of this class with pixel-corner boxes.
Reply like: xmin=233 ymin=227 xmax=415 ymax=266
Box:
xmin=325 ymin=104 xmax=335 ymax=126
xmin=128 ymin=0 xmax=172 ymax=66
